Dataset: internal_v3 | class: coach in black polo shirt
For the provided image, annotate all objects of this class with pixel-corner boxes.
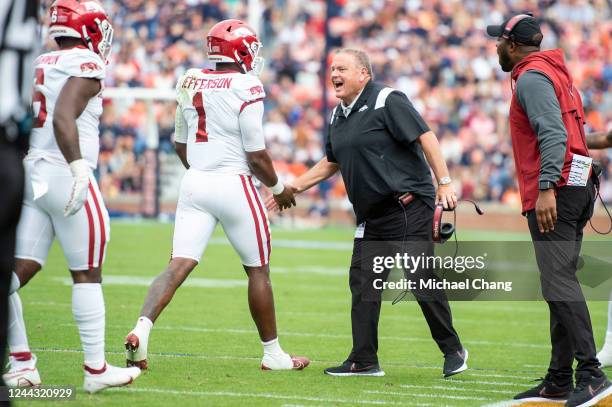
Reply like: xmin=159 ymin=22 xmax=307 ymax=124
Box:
xmin=272 ymin=48 xmax=467 ymax=377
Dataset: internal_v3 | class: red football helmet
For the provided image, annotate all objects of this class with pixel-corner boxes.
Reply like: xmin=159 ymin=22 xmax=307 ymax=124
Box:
xmin=48 ymin=0 xmax=113 ymax=63
xmin=207 ymin=19 xmax=264 ymax=75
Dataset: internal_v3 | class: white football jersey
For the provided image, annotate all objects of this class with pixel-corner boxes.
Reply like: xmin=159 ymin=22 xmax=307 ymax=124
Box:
xmin=175 ymin=69 xmax=266 ymax=174
xmin=29 ymin=47 xmax=105 ymax=168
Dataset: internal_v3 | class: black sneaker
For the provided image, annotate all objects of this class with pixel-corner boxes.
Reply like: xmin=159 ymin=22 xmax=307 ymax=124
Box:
xmin=513 ymin=373 xmax=573 ymax=402
xmin=324 ymin=360 xmax=385 ymax=377
xmin=443 ymin=348 xmax=468 ymax=378
xmin=565 ymin=372 xmax=612 ymax=407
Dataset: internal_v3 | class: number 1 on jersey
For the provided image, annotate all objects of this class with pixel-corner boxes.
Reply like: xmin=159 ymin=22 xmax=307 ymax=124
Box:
xmin=192 ymin=92 xmax=208 ymax=143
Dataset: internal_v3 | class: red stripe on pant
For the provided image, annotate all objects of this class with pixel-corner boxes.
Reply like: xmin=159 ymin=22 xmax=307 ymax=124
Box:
xmin=239 ymin=175 xmax=265 ymax=266
xmin=84 ymin=196 xmax=95 ymax=269
xmin=89 ymin=183 xmax=107 ymax=267
xmin=247 ymin=177 xmax=271 ymax=264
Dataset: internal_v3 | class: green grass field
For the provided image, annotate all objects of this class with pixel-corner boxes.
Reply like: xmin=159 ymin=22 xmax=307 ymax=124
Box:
xmin=12 ymin=222 xmax=611 ymax=406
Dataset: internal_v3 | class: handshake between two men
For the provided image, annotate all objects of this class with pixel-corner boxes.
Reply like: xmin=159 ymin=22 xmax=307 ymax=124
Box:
xmin=267 ymin=182 xmax=299 ymax=212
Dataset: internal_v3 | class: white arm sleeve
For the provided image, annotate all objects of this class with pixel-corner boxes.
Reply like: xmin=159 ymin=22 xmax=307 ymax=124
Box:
xmin=239 ymin=100 xmax=266 ymax=152
xmin=174 ymin=104 xmax=188 ymax=143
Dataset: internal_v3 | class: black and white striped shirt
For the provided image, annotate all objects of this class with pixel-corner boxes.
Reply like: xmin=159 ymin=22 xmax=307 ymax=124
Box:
xmin=0 ymin=0 xmax=38 ymax=128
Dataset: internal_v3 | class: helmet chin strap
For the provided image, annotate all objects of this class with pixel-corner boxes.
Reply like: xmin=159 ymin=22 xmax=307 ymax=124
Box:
xmin=231 ymin=40 xmax=264 ymax=75
xmin=232 ymin=50 xmax=248 ymax=73
xmin=81 ymin=25 xmax=95 ymax=53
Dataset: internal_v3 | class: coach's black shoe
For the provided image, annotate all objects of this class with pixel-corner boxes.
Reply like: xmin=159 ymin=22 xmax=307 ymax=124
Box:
xmin=565 ymin=371 xmax=612 ymax=407
xmin=443 ymin=348 xmax=468 ymax=377
xmin=513 ymin=373 xmax=573 ymax=402
xmin=324 ymin=360 xmax=385 ymax=377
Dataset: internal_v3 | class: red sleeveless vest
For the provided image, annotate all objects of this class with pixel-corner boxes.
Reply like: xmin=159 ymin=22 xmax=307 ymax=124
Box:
xmin=509 ymin=49 xmax=590 ymax=212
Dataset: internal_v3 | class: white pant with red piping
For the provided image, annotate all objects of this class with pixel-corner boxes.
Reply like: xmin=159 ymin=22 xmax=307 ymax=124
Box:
xmin=16 ymin=159 xmax=110 ymax=270
xmin=172 ymin=169 xmax=271 ymax=267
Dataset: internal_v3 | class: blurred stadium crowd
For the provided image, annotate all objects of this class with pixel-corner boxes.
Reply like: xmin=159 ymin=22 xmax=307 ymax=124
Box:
xmin=41 ymin=0 xmax=611 ymax=216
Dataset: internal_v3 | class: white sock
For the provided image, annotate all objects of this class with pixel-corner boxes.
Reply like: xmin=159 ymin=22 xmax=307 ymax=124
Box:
xmin=72 ymin=284 xmax=105 ymax=370
xmin=9 ymin=272 xmax=20 ymax=295
xmin=7 ymin=293 xmax=34 ymax=368
xmin=133 ymin=316 xmax=153 ymax=340
xmin=262 ymin=337 xmax=285 ymax=356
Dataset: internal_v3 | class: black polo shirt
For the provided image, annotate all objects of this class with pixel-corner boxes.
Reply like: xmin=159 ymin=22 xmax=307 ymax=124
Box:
xmin=325 ymin=80 xmax=435 ymax=224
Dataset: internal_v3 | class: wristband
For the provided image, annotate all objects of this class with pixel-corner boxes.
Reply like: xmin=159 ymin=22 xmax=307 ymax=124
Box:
xmin=538 ymin=181 xmax=555 ymax=191
xmin=270 ymin=180 xmax=285 ymax=195
xmin=69 ymin=158 xmax=91 ymax=180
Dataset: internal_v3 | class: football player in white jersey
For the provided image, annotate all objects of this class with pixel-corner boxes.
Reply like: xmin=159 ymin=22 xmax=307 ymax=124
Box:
xmin=3 ymin=0 xmax=141 ymax=393
xmin=124 ymin=19 xmax=309 ymax=371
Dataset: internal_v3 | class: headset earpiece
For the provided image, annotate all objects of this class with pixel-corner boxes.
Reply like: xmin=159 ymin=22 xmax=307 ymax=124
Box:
xmin=502 ymin=13 xmax=532 ymax=41
xmin=432 ymin=200 xmax=484 ymax=243
xmin=432 ymin=204 xmax=454 ymax=243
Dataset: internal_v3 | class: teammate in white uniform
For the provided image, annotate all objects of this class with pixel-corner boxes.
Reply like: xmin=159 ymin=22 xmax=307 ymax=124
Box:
xmin=3 ymin=0 xmax=141 ymax=393
xmin=124 ymin=19 xmax=309 ymax=371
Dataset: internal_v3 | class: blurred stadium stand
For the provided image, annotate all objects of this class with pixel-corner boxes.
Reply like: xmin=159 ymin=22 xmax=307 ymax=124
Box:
xmin=40 ymin=0 xmax=611 ymax=226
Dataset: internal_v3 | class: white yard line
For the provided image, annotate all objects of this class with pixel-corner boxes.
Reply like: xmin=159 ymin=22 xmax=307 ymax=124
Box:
xmin=399 ymin=384 xmax=514 ymax=395
xmin=278 ymin=311 xmax=547 ymax=328
xmin=210 ymin=237 xmax=353 ymax=251
xmin=482 ymin=400 xmax=565 ymax=407
xmin=481 ymin=402 xmax=564 ymax=407
xmin=53 ymin=321 xmax=551 ymax=350
xmin=52 ymin=276 xmax=247 ymax=288
xmin=466 ymin=372 xmax=532 ymax=380
xmin=33 ymin=347 xmax=260 ymax=362
xmin=30 ymin=347 xmax=539 ymax=377
xmin=364 ymin=390 xmax=488 ymax=401
xmin=107 ymin=323 xmax=551 ymax=349
xmin=112 ymin=387 xmax=405 ymax=405
xmin=27 ymin=301 xmax=71 ymax=307
xmin=442 ymin=379 xmax=524 ymax=387
xmin=20 ymin=301 xmax=559 ymax=332
xmin=273 ymin=266 xmax=348 ymax=275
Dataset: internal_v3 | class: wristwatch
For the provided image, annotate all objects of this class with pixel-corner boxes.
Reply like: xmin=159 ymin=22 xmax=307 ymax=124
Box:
xmin=538 ymin=181 xmax=556 ymax=191
xmin=438 ymin=177 xmax=452 ymax=186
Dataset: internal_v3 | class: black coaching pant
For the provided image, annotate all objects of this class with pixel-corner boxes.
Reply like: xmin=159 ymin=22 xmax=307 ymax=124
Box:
xmin=347 ymin=196 xmax=462 ymax=364
xmin=527 ymin=180 xmax=602 ymax=384
xmin=0 ymin=133 xmax=25 ymax=392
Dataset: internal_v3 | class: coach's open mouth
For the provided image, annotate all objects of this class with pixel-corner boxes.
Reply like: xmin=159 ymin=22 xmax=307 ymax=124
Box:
xmin=333 ymin=80 xmax=344 ymax=91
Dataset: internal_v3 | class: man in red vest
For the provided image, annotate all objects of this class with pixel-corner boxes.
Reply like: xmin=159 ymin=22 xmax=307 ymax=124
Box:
xmin=488 ymin=13 xmax=611 ymax=407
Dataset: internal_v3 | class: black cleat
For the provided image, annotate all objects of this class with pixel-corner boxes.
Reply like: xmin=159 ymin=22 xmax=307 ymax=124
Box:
xmin=443 ymin=348 xmax=468 ymax=377
xmin=565 ymin=371 xmax=612 ymax=407
xmin=513 ymin=373 xmax=573 ymax=402
xmin=324 ymin=360 xmax=385 ymax=377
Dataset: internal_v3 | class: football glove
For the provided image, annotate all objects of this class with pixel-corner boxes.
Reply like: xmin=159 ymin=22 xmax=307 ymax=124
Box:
xmin=64 ymin=159 xmax=91 ymax=217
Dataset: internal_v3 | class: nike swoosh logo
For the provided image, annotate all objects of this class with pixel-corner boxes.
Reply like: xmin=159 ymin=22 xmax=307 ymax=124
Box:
xmin=350 ymin=363 xmax=377 ymax=372
xmin=589 ymin=383 xmax=605 ymax=396
xmin=539 ymin=388 xmax=568 ymax=397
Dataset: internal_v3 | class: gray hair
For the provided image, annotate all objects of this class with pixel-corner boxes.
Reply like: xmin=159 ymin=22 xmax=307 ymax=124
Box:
xmin=335 ymin=48 xmax=373 ymax=79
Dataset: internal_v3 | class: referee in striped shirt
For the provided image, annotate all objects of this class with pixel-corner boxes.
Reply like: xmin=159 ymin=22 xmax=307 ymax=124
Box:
xmin=0 ymin=0 xmax=38 ymax=397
